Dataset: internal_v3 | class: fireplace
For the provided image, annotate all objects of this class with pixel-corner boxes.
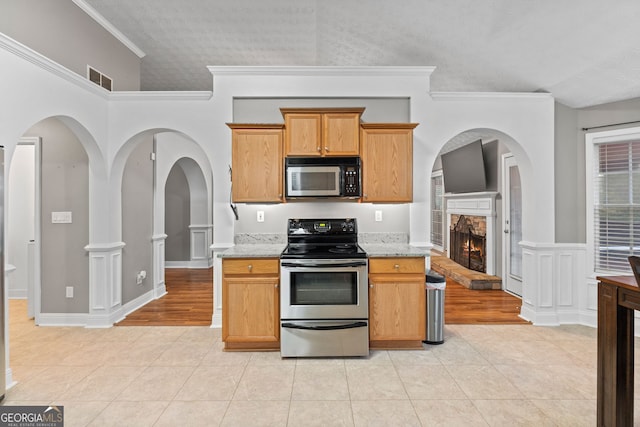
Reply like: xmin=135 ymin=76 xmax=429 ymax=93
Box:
xmin=444 ymin=192 xmax=498 ymax=276
xmin=450 ymin=215 xmax=487 ymax=273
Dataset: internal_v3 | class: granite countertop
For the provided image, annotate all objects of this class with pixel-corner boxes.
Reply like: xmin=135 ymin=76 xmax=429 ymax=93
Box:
xmin=218 ymin=244 xmax=285 ymax=258
xmin=219 ymin=243 xmax=428 ymax=258
xmin=360 ymin=243 xmax=430 ymax=257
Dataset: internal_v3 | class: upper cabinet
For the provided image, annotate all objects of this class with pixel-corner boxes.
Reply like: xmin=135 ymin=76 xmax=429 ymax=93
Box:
xmin=282 ymin=108 xmax=364 ymax=157
xmin=228 ymin=123 xmax=284 ymax=203
xmin=361 ymin=123 xmax=419 ymax=203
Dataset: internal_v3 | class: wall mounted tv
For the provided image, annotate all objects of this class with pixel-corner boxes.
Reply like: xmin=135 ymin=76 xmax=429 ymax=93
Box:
xmin=441 ymin=139 xmax=487 ymax=193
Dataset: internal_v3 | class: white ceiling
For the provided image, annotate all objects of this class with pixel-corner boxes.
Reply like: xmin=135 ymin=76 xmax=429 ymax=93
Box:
xmin=84 ymin=0 xmax=640 ymax=108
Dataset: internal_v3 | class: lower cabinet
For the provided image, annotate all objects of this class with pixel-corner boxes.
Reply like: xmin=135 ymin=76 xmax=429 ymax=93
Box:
xmin=368 ymin=257 xmax=426 ymax=349
xmin=222 ymin=258 xmax=280 ymax=350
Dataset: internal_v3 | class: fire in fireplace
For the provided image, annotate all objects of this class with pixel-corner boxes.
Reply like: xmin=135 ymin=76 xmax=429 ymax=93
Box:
xmin=450 ymin=215 xmax=487 ymax=273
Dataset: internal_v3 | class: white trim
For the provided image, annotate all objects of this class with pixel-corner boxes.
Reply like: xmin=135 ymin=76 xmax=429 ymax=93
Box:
xmin=71 ymin=0 xmax=146 ymax=58
xmin=208 ymin=66 xmax=436 ymax=78
xmin=38 ymin=313 xmax=89 ymax=327
xmin=109 ymin=91 xmax=213 ymax=102
xmin=84 ymin=241 xmax=126 ymax=252
xmin=430 ymin=92 xmax=554 ymax=101
xmin=118 ymin=288 xmax=156 ymax=322
xmin=8 ymin=290 xmax=26 ymax=300
xmin=0 ymin=33 xmax=109 ymax=99
xmin=165 ymin=260 xmax=212 ymax=269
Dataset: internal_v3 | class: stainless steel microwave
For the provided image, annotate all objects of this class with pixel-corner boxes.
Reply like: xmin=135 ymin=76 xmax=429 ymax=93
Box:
xmin=285 ymin=157 xmax=361 ymax=198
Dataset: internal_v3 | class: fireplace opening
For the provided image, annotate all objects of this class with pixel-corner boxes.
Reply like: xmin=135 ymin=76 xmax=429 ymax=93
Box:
xmin=450 ymin=215 xmax=487 ymax=273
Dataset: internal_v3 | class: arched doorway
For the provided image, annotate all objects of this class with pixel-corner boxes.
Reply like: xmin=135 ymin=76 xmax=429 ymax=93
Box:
xmin=430 ymin=128 xmax=527 ymax=309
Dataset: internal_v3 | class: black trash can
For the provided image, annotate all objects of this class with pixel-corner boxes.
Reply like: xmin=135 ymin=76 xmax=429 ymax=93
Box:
xmin=424 ymin=270 xmax=446 ymax=344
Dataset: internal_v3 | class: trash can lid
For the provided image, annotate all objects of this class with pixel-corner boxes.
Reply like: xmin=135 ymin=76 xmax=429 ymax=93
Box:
xmin=426 ymin=270 xmax=445 ymax=283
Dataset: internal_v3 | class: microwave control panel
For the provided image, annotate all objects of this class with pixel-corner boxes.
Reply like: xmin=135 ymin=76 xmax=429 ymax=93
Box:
xmin=343 ymin=166 xmax=360 ymax=197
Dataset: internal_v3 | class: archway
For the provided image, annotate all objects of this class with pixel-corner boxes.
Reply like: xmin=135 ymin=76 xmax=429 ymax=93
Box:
xmin=430 ymin=128 xmax=531 ymax=307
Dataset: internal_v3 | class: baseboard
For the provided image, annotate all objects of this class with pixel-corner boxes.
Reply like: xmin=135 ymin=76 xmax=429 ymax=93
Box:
xmin=38 ymin=312 xmax=89 ymax=327
xmin=165 ymin=259 xmax=213 ymax=269
xmin=8 ymin=290 xmax=27 ymax=299
xmin=119 ymin=288 xmax=155 ymax=319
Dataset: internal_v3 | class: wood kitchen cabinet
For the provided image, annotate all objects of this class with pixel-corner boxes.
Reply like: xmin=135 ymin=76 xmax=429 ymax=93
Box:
xmin=360 ymin=123 xmax=418 ymax=203
xmin=222 ymin=258 xmax=280 ymax=350
xmin=368 ymin=257 xmax=426 ymax=349
xmin=228 ymin=123 xmax=284 ymax=203
xmin=281 ymin=108 xmax=364 ymax=157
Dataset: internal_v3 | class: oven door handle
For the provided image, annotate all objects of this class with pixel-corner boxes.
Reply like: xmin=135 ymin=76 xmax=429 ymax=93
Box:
xmin=280 ymin=261 xmax=367 ymax=268
xmin=281 ymin=321 xmax=368 ymax=331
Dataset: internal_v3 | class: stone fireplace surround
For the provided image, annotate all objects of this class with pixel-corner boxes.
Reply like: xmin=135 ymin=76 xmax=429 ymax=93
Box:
xmin=445 ymin=192 xmax=498 ymax=276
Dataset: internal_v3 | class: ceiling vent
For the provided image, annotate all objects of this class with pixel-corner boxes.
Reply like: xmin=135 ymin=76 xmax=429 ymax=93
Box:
xmin=87 ymin=66 xmax=112 ymax=91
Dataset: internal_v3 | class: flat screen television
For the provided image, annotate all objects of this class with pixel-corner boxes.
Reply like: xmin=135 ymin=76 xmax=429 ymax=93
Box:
xmin=441 ymin=139 xmax=487 ymax=193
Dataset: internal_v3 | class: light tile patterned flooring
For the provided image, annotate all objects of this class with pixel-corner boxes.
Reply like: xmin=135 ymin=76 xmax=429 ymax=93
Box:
xmin=2 ymin=300 xmax=638 ymax=426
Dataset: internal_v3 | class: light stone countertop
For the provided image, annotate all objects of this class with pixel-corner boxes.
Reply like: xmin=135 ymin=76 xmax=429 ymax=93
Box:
xmin=360 ymin=243 xmax=430 ymax=258
xmin=218 ymin=243 xmax=429 ymax=258
xmin=217 ymin=244 xmax=286 ymax=258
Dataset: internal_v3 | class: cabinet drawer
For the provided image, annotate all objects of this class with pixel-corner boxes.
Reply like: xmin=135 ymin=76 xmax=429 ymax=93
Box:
xmin=369 ymin=257 xmax=425 ymax=274
xmin=223 ymin=258 xmax=279 ymax=275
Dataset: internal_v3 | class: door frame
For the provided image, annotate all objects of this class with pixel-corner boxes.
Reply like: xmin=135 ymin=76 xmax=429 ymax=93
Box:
xmin=16 ymin=137 xmax=42 ymax=324
xmin=501 ymin=153 xmax=523 ymax=296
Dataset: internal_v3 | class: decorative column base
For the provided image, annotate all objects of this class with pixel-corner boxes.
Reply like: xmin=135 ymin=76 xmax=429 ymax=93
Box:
xmin=84 ymin=242 xmax=125 ymax=328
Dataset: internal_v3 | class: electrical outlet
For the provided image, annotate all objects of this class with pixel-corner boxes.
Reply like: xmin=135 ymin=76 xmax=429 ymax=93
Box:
xmin=375 ymin=210 xmax=383 ymax=222
xmin=257 ymin=210 xmax=265 ymax=222
xmin=66 ymin=286 xmax=74 ymax=298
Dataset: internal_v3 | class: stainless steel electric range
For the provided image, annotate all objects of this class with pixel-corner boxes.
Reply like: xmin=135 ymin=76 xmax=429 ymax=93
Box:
xmin=280 ymin=218 xmax=369 ymax=357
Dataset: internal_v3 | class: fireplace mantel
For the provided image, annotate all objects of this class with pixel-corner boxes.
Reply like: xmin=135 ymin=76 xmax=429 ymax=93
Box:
xmin=444 ymin=192 xmax=498 ymax=275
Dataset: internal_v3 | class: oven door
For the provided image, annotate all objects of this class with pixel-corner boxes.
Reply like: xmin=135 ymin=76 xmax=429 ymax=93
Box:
xmin=280 ymin=259 xmax=368 ymax=320
xmin=286 ymin=166 xmax=341 ymax=197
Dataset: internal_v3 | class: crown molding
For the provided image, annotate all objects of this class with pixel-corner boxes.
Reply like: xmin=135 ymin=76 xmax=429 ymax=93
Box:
xmin=72 ymin=0 xmax=146 ymax=58
xmin=0 ymin=33 xmax=109 ymax=99
xmin=208 ymin=66 xmax=436 ymax=78
xmin=430 ymin=91 xmax=553 ymax=101
xmin=109 ymin=91 xmax=213 ymax=101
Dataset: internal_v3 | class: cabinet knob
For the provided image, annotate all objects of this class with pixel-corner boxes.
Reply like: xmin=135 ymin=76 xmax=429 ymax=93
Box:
xmin=316 ymin=146 xmax=321 ymax=152
xmin=275 ymin=283 xmax=279 ymax=288
xmin=369 ymin=284 xmax=374 ymax=288
xmin=324 ymin=146 xmax=329 ymax=152
xmin=278 ymin=193 xmax=282 ymax=198
xmin=394 ymin=264 xmax=400 ymax=270
xmin=248 ymin=264 xmax=253 ymax=272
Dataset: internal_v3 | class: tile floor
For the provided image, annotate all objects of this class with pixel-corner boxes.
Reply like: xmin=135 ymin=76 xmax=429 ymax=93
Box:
xmin=2 ymin=300 xmax=637 ymax=426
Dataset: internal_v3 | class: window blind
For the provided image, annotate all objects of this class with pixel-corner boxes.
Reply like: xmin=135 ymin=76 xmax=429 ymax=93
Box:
xmin=593 ymin=140 xmax=640 ymax=272
xmin=431 ymin=174 xmax=444 ymax=248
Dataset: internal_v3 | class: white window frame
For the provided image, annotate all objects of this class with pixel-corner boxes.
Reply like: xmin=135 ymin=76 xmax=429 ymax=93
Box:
xmin=585 ymin=126 xmax=640 ymax=277
xmin=430 ymin=170 xmax=445 ymax=252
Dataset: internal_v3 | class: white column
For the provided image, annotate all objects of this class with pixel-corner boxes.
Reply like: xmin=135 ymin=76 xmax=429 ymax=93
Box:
xmin=4 ymin=264 xmax=16 ymax=389
xmin=84 ymin=242 xmax=125 ymax=327
xmin=211 ymin=244 xmax=231 ymax=328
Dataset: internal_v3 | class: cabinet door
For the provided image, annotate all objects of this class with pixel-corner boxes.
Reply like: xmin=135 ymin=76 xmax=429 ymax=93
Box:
xmin=222 ymin=276 xmax=280 ymax=343
xmin=361 ymin=125 xmax=415 ymax=203
xmin=323 ymin=112 xmax=361 ymax=156
xmin=369 ymin=275 xmax=426 ymax=341
xmin=285 ymin=113 xmax=322 ymax=156
xmin=231 ymin=128 xmax=283 ymax=202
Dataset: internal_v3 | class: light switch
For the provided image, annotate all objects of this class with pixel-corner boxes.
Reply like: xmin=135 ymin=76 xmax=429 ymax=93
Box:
xmin=257 ymin=211 xmax=265 ymax=222
xmin=52 ymin=211 xmax=72 ymax=224
xmin=375 ymin=210 xmax=383 ymax=222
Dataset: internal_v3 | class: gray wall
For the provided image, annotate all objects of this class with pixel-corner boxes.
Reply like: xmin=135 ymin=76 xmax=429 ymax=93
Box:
xmin=0 ymin=0 xmax=141 ymax=90
xmin=121 ymin=138 xmax=153 ymax=304
xmin=24 ymin=118 xmax=89 ymax=313
xmin=554 ymin=97 xmax=640 ymax=244
xmin=165 ymin=163 xmax=191 ymax=261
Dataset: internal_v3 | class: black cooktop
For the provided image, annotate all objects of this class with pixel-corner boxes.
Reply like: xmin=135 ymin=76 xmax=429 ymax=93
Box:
xmin=281 ymin=218 xmax=367 ymax=259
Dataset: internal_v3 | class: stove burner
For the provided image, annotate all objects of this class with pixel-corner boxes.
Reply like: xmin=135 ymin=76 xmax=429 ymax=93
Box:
xmin=287 ymin=245 xmax=316 ymax=254
xmin=328 ymin=245 xmax=356 ymax=254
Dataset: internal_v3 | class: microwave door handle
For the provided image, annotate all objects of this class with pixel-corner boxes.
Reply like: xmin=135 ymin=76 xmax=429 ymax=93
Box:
xmin=281 ymin=321 xmax=367 ymax=331
xmin=280 ymin=261 xmax=367 ymax=268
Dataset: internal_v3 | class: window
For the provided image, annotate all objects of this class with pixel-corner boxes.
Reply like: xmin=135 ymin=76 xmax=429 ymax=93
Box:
xmin=588 ymin=128 xmax=640 ymax=274
xmin=431 ymin=172 xmax=444 ymax=249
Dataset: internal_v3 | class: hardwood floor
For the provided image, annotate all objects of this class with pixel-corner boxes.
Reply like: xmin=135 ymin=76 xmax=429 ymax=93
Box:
xmin=445 ymin=278 xmax=529 ymax=324
xmin=116 ymin=268 xmax=213 ymax=326
xmin=116 ymin=267 xmax=526 ymax=326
